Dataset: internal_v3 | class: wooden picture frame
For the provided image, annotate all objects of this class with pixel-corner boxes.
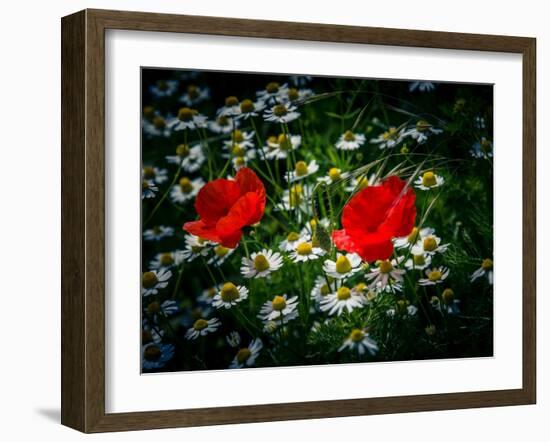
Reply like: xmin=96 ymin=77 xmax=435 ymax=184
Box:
xmin=61 ymin=8 xmax=536 ymax=433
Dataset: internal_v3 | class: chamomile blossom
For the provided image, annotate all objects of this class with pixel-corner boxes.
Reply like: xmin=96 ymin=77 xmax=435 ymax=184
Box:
xmin=236 ymin=98 xmax=266 ymax=119
xmin=335 ymin=130 xmax=366 ymax=151
xmin=143 ymin=225 xmax=174 ymax=241
xmin=142 ymin=180 xmax=158 ymax=199
xmin=141 ymin=269 xmax=172 ymax=296
xmin=165 ymin=143 xmax=206 ymax=173
xmin=402 ymin=120 xmax=443 ymax=144
xmin=276 ymin=183 xmax=313 ymax=214
xmin=285 ymin=160 xmax=319 ymax=182
xmin=212 ymin=282 xmax=249 ymax=309
xmin=142 ymin=323 xmax=164 ymax=344
xmin=185 ymin=317 xmax=221 ymax=340
xmin=142 ymin=113 xmax=171 ymax=138
xmin=317 ymin=167 xmax=350 ymax=185
xmin=149 ymin=251 xmax=184 ymax=270
xmin=144 ymin=299 xmax=179 ymax=322
xmin=414 ymin=171 xmax=445 ymax=190
xmin=142 ymin=343 xmax=175 ymax=370
xmin=256 ymin=82 xmax=289 ymax=102
xmin=216 ymin=96 xmax=242 ymax=117
xmin=471 ymin=258 xmax=494 ymax=285
xmin=365 ymin=258 xmax=406 ymax=290
xmin=404 ymin=253 xmax=432 ymax=270
xmin=344 ymin=173 xmax=377 ymax=193
xmin=339 ymin=329 xmax=379 ymax=356
xmin=310 ymin=276 xmax=341 ymax=304
xmin=386 ymin=300 xmax=418 ymax=317
xmin=410 ymin=231 xmax=448 ymax=256
xmin=181 ymin=234 xmax=213 ymax=262
xmin=207 ymin=245 xmax=237 ymax=267
xmin=409 ymin=81 xmax=435 ymax=92
xmin=418 ymin=266 xmax=450 ymax=286
xmin=226 ymin=331 xmax=241 ymax=348
xmin=279 ymin=231 xmax=308 ymax=252
xmin=320 ymin=285 xmax=365 ymax=316
xmin=223 ymin=129 xmax=255 ymax=150
xmin=441 ymin=288 xmax=461 ymax=315
xmin=370 ymin=126 xmax=405 ymax=149
xmin=282 ymin=87 xmax=313 ymax=103
xmin=179 ymin=84 xmax=210 ymax=106
xmin=258 ymin=294 xmax=299 ymax=324
xmin=230 ymin=147 xmax=256 ymax=170
xmin=264 ymin=133 xmax=302 ymax=159
xmin=394 ymin=226 xmax=434 ymax=250
xmin=170 ymin=177 xmax=204 ymax=204
xmin=323 ymin=252 xmax=362 ymax=279
xmin=149 ymin=79 xmax=179 ymax=98
xmin=299 ymin=217 xmax=330 ymax=238
xmin=142 ymin=166 xmax=169 ymax=184
xmin=168 ymin=107 xmax=208 ymax=131
xmin=208 ymin=115 xmax=236 ymax=134
xmin=470 ymin=137 xmax=493 ymax=159
xmin=241 ymin=249 xmax=283 ymax=279
xmin=289 ymin=241 xmax=325 ymax=263
xmin=372 ymin=279 xmax=403 ymax=294
xmin=229 ymin=338 xmax=263 ymax=369
xmin=263 ymin=102 xmax=300 ymax=124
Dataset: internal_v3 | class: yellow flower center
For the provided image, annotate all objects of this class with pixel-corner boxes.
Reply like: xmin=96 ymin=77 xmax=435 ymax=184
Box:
xmin=178 ymin=107 xmax=196 ymax=122
xmin=206 ymin=287 xmax=217 ymax=298
xmin=160 ymin=253 xmax=174 ymax=266
xmin=225 ymin=96 xmax=239 ymax=107
xmin=143 ymin=345 xmax=161 ymax=361
xmin=379 ymin=260 xmax=393 ymax=274
xmin=422 ymin=171 xmax=437 ymax=187
xmin=350 ymin=329 xmax=365 ymax=343
xmin=428 ymin=270 xmax=442 ymax=282
xmin=425 ymin=325 xmax=436 ymax=336
xmin=383 ymin=127 xmax=398 ymax=140
xmin=143 ymin=106 xmax=155 ymax=120
xmin=407 ymin=227 xmax=420 ymax=244
xmin=266 ymin=82 xmax=280 ymax=93
xmin=311 ymin=234 xmax=321 ymax=248
xmin=442 ymin=288 xmax=455 ymax=304
xmin=337 ymin=286 xmax=351 ymax=300
xmin=320 ymin=284 xmax=331 ymax=296
xmin=357 ymin=175 xmax=369 ymax=189
xmin=187 ymin=85 xmax=199 ymax=99
xmin=309 ymin=218 xmax=318 ymax=229
xmin=142 ymin=180 xmax=150 ymax=191
xmin=231 ymin=144 xmax=246 ymax=157
xmin=423 ymin=236 xmax=438 ymax=252
xmin=143 ymin=166 xmax=156 ymax=179
xmin=179 ymin=177 xmax=193 ymax=193
xmin=335 ymin=255 xmax=352 ymax=274
xmin=482 ymin=258 xmax=493 ymax=270
xmin=231 ymin=129 xmax=244 ymax=143
xmin=191 ymin=245 xmax=202 ymax=253
xmin=236 ymin=348 xmax=251 ymax=364
xmin=296 ymin=242 xmax=313 ymax=256
xmin=289 ymin=184 xmax=303 ymax=207
xmin=217 ymin=116 xmax=230 ymax=126
xmin=234 ymin=157 xmax=246 ymax=166
xmin=413 ymin=254 xmax=425 ymax=266
xmin=366 ymin=291 xmax=377 ymax=302
xmin=481 ymin=138 xmax=492 ymax=152
xmin=142 ymin=329 xmax=152 ymax=344
xmin=354 ymin=282 xmax=367 ymax=292
xmin=240 ymin=99 xmax=255 ymax=113
xmin=142 ymin=271 xmax=158 ymax=288
xmin=400 ymin=145 xmax=409 ymax=154
xmin=215 ymin=246 xmax=230 ymax=257
xmin=176 ymin=144 xmax=190 ymax=157
xmin=193 ymin=318 xmax=209 ymax=331
xmin=273 ymin=104 xmax=288 ymax=117
xmin=253 ymin=254 xmax=270 ymax=271
xmin=288 ymin=88 xmax=299 ymax=101
xmin=157 ymin=80 xmax=168 ymax=91
xmin=328 ymin=167 xmax=341 ymax=181
xmin=343 ymin=130 xmax=356 ymax=142
xmin=146 ymin=301 xmax=160 ymax=315
xmin=153 ymin=115 xmax=166 ymax=129
xmin=416 ymin=120 xmax=431 ymax=131
xmin=295 ymin=161 xmax=309 ymax=176
xmin=220 ymin=282 xmax=240 ymax=302
xmin=272 ymin=295 xmax=287 ymax=311
xmin=277 ymin=133 xmax=292 ymax=150
xmin=286 ymin=231 xmax=300 ymax=242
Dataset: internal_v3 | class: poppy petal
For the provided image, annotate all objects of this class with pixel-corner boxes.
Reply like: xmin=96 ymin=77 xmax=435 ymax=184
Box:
xmin=235 ymin=167 xmax=266 ymax=197
xmin=183 ymin=220 xmax=222 ymax=243
xmin=194 ymin=179 xmax=241 ymax=225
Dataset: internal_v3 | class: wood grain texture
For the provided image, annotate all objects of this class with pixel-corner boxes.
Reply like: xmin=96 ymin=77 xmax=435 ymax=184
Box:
xmin=60 ymin=8 xmax=537 ymax=433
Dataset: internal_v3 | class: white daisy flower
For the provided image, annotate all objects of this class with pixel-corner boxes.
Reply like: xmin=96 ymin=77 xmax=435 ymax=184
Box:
xmin=149 ymin=251 xmax=184 ymax=270
xmin=336 ymin=130 xmax=366 ymax=151
xmin=282 ymin=87 xmax=313 ymax=103
xmin=141 ymin=343 xmax=175 ymax=370
xmin=299 ymin=217 xmax=330 ymax=238
xmin=212 ymin=282 xmax=249 ymax=309
xmin=141 ymin=269 xmax=172 ymax=296
xmin=387 ymin=300 xmax=418 ymax=317
xmin=414 ymin=171 xmax=445 ymax=190
xmin=229 ymin=338 xmax=263 ymax=369
xmin=404 ymin=253 xmax=433 ymax=270
xmin=241 ymin=249 xmax=283 ymax=279
xmin=197 ymin=286 xmax=220 ymax=305
xmin=258 ymin=294 xmax=299 ymax=324
xmin=179 ymin=84 xmax=210 ymax=106
xmin=142 ymin=322 xmax=164 ymax=344
xmin=169 ymin=177 xmax=204 ymax=204
xmin=441 ymin=288 xmax=461 ymax=315
xmin=402 ymin=120 xmax=443 ymax=144
xmin=226 ymin=331 xmax=241 ymax=348
xmin=168 ymin=107 xmax=208 ymax=131
xmin=323 ymin=252 xmax=362 ymax=279
xmin=142 ymin=179 xmax=158 ymax=199
xmin=279 ymin=231 xmax=308 ymax=252
xmin=411 ymin=231 xmax=448 ymax=256
xmin=365 ymin=259 xmax=406 ymax=290
xmin=409 ymin=81 xmax=435 ymax=92
xmin=285 ymin=160 xmax=319 ymax=182
xmin=149 ymin=79 xmax=179 ymax=98
xmin=263 ymin=102 xmax=300 ymax=124
xmin=142 ymin=111 xmax=171 ymax=138
xmin=207 ymin=245 xmax=236 ymax=267
xmin=256 ymin=82 xmax=289 ymax=102
xmin=418 ymin=266 xmax=450 ymax=286
xmin=316 ymin=167 xmax=350 ymax=185
xmin=143 ymin=225 xmax=174 ymax=241
xmin=372 ymin=279 xmax=403 ymax=294
xmin=185 ymin=317 xmax=221 ymax=340
xmin=236 ymin=98 xmax=266 ymax=120
xmin=344 ymin=173 xmax=378 ymax=193
xmin=142 ymin=166 xmax=169 ymax=184
xmin=165 ymin=143 xmax=206 ymax=173
xmin=470 ymin=137 xmax=493 ymax=159
xmin=223 ymin=129 xmax=255 ymax=150
xmin=471 ymin=258 xmax=493 ymax=285
xmin=144 ymin=299 xmax=179 ymax=322
xmin=217 ymin=96 xmax=242 ymax=118
xmin=231 ymin=148 xmax=256 ymax=170
xmin=289 ymin=241 xmax=325 ymax=263
xmin=320 ymin=285 xmax=364 ymax=316
xmin=264 ymin=133 xmax=302 ymax=160
xmin=276 ymin=183 xmax=313 ymax=214
xmin=370 ymin=127 xmax=405 ymax=149
xmin=208 ymin=115 xmax=236 ymax=134
xmin=338 ymin=329 xmax=379 ymax=356
xmin=181 ymin=234 xmax=213 ymax=262
xmin=394 ymin=226 xmax=434 ymax=250
xmin=311 ymin=276 xmax=341 ymax=304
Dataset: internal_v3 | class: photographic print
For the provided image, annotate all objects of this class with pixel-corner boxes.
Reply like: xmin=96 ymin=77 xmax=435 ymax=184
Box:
xmin=140 ymin=69 xmax=494 ymax=373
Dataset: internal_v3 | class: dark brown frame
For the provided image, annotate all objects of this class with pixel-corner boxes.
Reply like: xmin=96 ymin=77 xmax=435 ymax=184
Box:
xmin=61 ymin=8 xmax=536 ymax=433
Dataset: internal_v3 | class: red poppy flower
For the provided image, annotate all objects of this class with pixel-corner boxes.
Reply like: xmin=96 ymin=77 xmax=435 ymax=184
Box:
xmin=332 ymin=176 xmax=416 ymax=262
xmin=183 ymin=167 xmax=266 ymax=248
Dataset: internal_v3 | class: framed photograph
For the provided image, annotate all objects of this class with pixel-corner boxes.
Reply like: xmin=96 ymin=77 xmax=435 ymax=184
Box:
xmin=61 ymin=9 xmax=536 ymax=433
